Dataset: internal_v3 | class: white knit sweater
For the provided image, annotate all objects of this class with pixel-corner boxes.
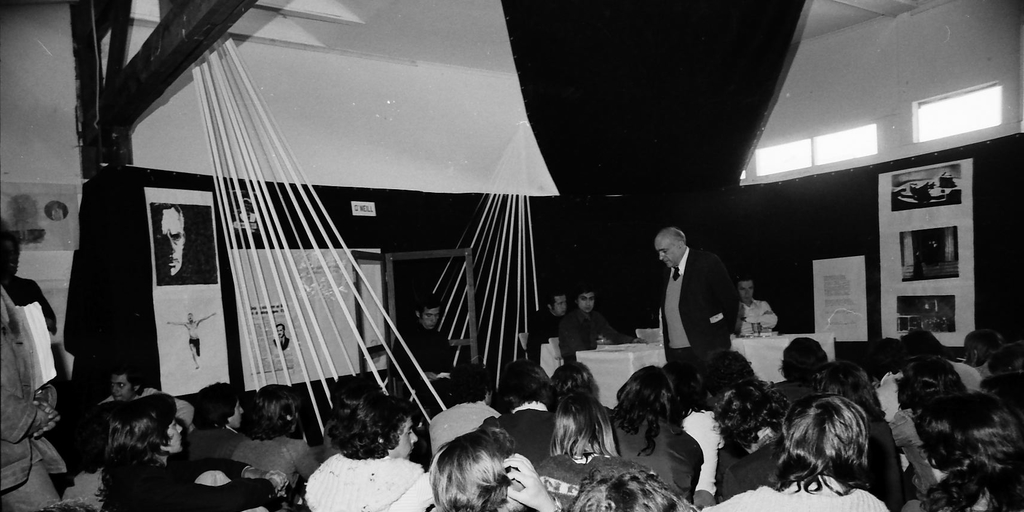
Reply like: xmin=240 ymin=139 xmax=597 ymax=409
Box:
xmin=305 ymin=455 xmax=430 ymax=512
xmin=706 ymin=485 xmax=888 ymax=512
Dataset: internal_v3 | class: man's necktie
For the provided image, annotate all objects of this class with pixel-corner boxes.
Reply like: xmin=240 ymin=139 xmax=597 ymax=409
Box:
xmin=672 ymin=267 xmax=681 ymax=281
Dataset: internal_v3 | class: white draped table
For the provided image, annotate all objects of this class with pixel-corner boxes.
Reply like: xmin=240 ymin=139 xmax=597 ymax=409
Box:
xmin=577 ymin=343 xmax=667 ymax=408
xmin=730 ymin=332 xmax=836 ymax=383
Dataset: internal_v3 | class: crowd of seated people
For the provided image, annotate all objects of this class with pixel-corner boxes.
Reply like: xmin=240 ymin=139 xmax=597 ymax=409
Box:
xmin=10 ymin=323 xmax=1024 ymax=512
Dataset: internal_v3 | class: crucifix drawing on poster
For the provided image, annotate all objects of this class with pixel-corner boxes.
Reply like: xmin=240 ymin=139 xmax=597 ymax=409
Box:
xmin=166 ymin=311 xmax=218 ymax=369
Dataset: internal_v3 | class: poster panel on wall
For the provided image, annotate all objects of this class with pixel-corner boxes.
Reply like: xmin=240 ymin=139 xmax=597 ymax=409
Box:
xmin=236 ymin=248 xmax=387 ymax=391
xmin=878 ymin=159 xmax=974 ymax=345
xmin=812 ymin=256 xmax=868 ymax=341
xmin=0 ymin=182 xmax=80 ymax=250
xmin=145 ymin=188 xmax=228 ymax=395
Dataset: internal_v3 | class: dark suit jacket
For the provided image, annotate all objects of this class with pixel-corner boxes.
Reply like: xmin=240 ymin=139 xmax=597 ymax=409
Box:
xmin=660 ymin=249 xmax=739 ymax=360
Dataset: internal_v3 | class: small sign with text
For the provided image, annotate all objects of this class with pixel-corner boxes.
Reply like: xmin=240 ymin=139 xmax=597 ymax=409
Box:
xmin=351 ymin=201 xmax=376 ymax=217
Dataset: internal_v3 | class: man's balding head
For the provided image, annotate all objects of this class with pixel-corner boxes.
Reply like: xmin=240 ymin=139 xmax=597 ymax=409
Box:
xmin=654 ymin=227 xmax=688 ymax=268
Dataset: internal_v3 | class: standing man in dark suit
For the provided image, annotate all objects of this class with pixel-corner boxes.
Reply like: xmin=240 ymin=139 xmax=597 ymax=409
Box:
xmin=654 ymin=227 xmax=739 ymax=367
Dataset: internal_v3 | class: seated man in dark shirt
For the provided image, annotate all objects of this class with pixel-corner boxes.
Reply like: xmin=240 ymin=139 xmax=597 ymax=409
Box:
xmin=394 ymin=295 xmax=456 ymax=414
xmin=558 ymin=283 xmax=639 ymax=363
xmin=527 ymin=290 xmax=568 ymax=363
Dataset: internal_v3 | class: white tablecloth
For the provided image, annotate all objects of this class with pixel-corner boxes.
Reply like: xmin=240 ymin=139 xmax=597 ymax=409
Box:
xmin=577 ymin=344 xmax=667 ymax=408
xmin=730 ymin=333 xmax=836 ymax=383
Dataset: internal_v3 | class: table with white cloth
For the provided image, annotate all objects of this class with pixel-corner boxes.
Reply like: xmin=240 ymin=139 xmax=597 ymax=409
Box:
xmin=577 ymin=343 xmax=667 ymax=408
xmin=730 ymin=332 xmax=836 ymax=383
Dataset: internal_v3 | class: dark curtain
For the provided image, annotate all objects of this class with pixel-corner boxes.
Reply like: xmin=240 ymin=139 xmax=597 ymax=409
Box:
xmin=501 ymin=1 xmax=811 ymax=196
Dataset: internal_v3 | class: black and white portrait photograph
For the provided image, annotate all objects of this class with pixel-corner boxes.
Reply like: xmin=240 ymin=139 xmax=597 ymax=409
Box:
xmin=900 ymin=226 xmax=959 ymax=282
xmin=896 ymin=295 xmax=956 ymax=333
xmin=150 ymin=202 xmax=219 ymax=286
xmin=890 ymin=162 xmax=962 ymax=212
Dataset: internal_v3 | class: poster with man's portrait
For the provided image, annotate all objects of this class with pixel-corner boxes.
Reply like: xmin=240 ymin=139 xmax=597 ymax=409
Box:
xmin=146 ymin=191 xmax=219 ymax=286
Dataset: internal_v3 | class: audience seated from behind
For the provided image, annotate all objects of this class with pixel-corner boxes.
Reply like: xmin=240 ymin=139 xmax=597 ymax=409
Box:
xmin=306 ymin=391 xmax=433 ymax=512
xmin=986 ymin=340 xmax=1024 ymax=376
xmin=231 ymin=385 xmax=319 ymax=487
xmin=318 ymin=378 xmax=379 ymax=462
xmin=188 ymin=382 xmax=246 ymax=461
xmin=482 ymin=359 xmax=557 ymax=466
xmin=706 ymin=394 xmax=888 ymax=512
xmin=429 ymin=364 xmax=499 ymax=454
xmin=557 ymin=282 xmax=639 ymax=363
xmin=911 ymin=393 xmax=1024 ymax=512
xmin=571 ymin=468 xmax=696 ymax=512
xmin=100 ymin=393 xmax=287 ymax=512
xmin=713 ymin=379 xmax=788 ymax=501
xmin=536 ymin=392 xmax=650 ymax=509
xmin=550 ymin=361 xmax=601 ymax=403
xmin=430 ymin=426 xmax=557 ymax=512
xmin=962 ymin=329 xmax=1005 ymax=379
xmin=812 ymin=361 xmax=904 ymax=512
xmin=36 ymin=499 xmax=101 ymax=512
xmin=876 ymin=355 xmax=966 ymax=501
xmin=981 ymin=372 xmax=1024 ymax=415
xmin=611 ymin=366 xmax=703 ymax=501
xmin=704 ymin=351 xmax=755 ymax=409
xmin=663 ymin=361 xmax=722 ymax=509
xmin=774 ymin=337 xmax=827 ymax=402
xmin=61 ymin=402 xmax=121 ymax=509
xmin=863 ymin=338 xmax=908 ymax=384
xmin=101 ymin=364 xmax=195 ymax=430
xmin=901 ymin=330 xmax=981 ymax=390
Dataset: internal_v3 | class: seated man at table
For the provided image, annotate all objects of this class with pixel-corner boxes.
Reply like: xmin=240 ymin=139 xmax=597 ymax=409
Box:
xmin=527 ymin=289 xmax=568 ymax=363
xmin=558 ymin=283 xmax=639 ymax=363
xmin=735 ymin=276 xmax=778 ymax=336
xmin=395 ymin=295 xmax=456 ymax=413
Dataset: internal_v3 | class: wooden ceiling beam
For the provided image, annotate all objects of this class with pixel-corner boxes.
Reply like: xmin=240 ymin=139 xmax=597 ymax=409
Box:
xmin=82 ymin=0 xmax=257 ymax=134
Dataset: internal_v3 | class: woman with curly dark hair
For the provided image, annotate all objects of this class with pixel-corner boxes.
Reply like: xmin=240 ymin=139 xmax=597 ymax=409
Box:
xmin=612 ymin=366 xmax=702 ymax=500
xmin=305 ymin=392 xmax=433 ymax=512
xmin=813 ymin=361 xmax=903 ymax=511
xmin=571 ymin=468 xmax=696 ymax=512
xmin=663 ymin=361 xmax=721 ymax=508
xmin=713 ymin=378 xmax=788 ymax=501
xmin=877 ymin=355 xmax=966 ymax=502
xmin=703 ymin=351 xmax=755 ymax=408
xmin=230 ymin=385 xmax=319 ymax=486
xmin=914 ymin=393 xmax=1024 ymax=512
xmin=707 ymin=395 xmax=887 ymax=512
xmin=100 ymin=394 xmax=286 ymax=512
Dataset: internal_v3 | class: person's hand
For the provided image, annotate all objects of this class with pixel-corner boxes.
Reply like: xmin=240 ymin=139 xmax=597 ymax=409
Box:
xmin=504 ymin=454 xmax=557 ymax=512
xmin=877 ymin=371 xmax=901 ymax=423
xmin=30 ymin=401 xmax=60 ymax=438
xmin=693 ymin=490 xmax=715 ymax=509
xmin=425 ymin=372 xmax=439 ymax=381
xmin=264 ymin=470 xmax=289 ymax=496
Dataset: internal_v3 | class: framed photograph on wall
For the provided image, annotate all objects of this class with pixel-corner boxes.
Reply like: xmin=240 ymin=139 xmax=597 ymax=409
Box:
xmin=878 ymin=159 xmax=974 ymax=346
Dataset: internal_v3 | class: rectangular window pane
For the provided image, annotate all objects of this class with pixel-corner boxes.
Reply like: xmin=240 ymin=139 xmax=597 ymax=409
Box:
xmin=813 ymin=124 xmax=877 ymax=165
xmin=755 ymin=139 xmax=812 ymax=176
xmin=917 ymin=85 xmax=1002 ymax=142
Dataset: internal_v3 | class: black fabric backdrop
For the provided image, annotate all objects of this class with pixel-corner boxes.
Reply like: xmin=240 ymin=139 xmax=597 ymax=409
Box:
xmin=63 ymin=134 xmax=1021 ymax=442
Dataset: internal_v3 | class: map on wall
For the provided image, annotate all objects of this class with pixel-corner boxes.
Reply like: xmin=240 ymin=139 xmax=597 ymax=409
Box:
xmin=878 ymin=159 xmax=974 ymax=346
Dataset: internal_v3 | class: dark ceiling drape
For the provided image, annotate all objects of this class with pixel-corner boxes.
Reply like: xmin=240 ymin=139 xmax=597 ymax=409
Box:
xmin=502 ymin=1 xmax=810 ymax=196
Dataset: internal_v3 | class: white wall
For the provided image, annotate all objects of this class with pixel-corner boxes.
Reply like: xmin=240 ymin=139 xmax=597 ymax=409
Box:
xmin=748 ymin=0 xmax=1022 ymax=182
xmin=0 ymin=2 xmax=82 ymax=377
